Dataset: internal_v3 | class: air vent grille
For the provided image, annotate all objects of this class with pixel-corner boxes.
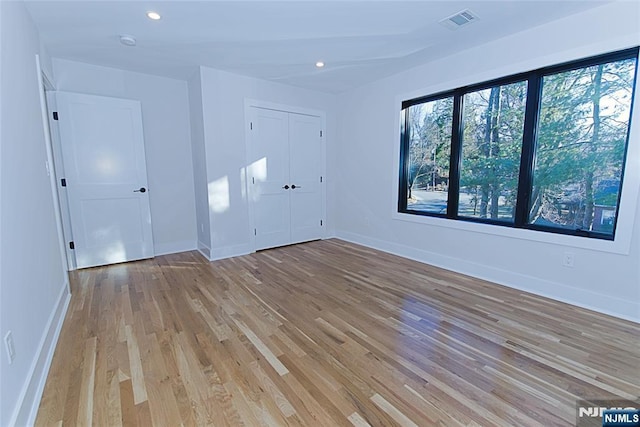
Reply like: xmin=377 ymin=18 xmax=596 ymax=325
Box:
xmin=440 ymin=9 xmax=479 ymax=30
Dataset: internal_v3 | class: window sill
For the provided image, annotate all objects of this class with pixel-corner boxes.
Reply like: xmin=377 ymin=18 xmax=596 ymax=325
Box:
xmin=391 ymin=211 xmax=632 ymax=255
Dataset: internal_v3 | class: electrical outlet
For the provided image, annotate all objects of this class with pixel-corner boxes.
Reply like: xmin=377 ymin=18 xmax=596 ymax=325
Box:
xmin=562 ymin=251 xmax=575 ymax=268
xmin=4 ymin=331 xmax=15 ymax=364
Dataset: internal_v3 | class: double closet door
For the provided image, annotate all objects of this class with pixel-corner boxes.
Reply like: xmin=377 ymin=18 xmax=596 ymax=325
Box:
xmin=248 ymin=107 xmax=324 ymax=251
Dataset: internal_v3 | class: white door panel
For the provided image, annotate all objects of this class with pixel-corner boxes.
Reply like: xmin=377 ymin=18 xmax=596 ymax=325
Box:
xmin=65 ymin=103 xmax=142 ymax=184
xmin=55 ymin=92 xmax=153 ymax=268
xmin=289 ymin=113 xmax=323 ymax=243
xmin=250 ymin=108 xmax=291 ymax=250
xmin=290 ymin=183 xmax=322 ymax=244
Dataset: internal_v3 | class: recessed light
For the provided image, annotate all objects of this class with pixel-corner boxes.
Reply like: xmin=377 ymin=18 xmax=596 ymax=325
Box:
xmin=315 ymin=61 xmax=325 ymax=68
xmin=146 ymin=11 xmax=161 ymax=20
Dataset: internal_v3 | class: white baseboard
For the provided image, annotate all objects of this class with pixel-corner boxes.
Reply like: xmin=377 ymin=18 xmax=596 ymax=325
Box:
xmin=209 ymin=243 xmax=253 ymax=261
xmin=197 ymin=241 xmax=211 ymax=259
xmin=154 ymin=239 xmax=197 ymax=256
xmin=335 ymin=231 xmax=639 ymax=324
xmin=9 ymin=278 xmax=71 ymax=426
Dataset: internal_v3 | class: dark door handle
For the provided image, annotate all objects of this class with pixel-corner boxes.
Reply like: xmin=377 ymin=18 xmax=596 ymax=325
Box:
xmin=134 ymin=187 xmax=147 ymax=193
xmin=291 ymin=184 xmax=302 ymax=189
xmin=282 ymin=185 xmax=290 ymax=190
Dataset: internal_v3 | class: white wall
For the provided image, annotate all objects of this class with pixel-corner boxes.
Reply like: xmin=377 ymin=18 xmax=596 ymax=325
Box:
xmin=0 ymin=2 xmax=70 ymax=425
xmin=335 ymin=2 xmax=640 ymax=322
xmin=52 ymin=59 xmax=197 ymax=256
xmin=197 ymin=67 xmax=337 ymax=259
xmin=187 ymin=69 xmax=212 ymax=256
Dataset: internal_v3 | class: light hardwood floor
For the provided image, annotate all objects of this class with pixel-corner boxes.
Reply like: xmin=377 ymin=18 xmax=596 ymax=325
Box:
xmin=36 ymin=239 xmax=639 ymax=426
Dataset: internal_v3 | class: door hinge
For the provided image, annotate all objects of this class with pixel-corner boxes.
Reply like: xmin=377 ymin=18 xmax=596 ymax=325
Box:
xmin=61 ymin=178 xmax=67 ymax=187
xmin=320 ymin=176 xmax=323 ymax=183
xmin=69 ymin=241 xmax=75 ymax=250
xmin=320 ymin=220 xmax=323 ymax=226
xmin=250 ymin=122 xmax=253 ymax=130
xmin=320 ymin=130 xmax=323 ymax=137
xmin=254 ymin=228 xmax=257 ymax=236
xmin=252 ymin=177 xmax=255 ymax=184
xmin=52 ymin=111 xmax=59 ymax=121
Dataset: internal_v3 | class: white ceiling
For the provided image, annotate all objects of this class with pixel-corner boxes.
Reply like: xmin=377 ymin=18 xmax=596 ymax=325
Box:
xmin=24 ymin=0 xmax=612 ymax=93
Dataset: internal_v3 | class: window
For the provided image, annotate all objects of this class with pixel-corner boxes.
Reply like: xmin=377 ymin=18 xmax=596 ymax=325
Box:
xmin=459 ymin=81 xmax=527 ymax=222
xmin=398 ymin=48 xmax=638 ymax=240
xmin=529 ymin=58 xmax=637 ymax=234
xmin=404 ymin=96 xmax=453 ymax=215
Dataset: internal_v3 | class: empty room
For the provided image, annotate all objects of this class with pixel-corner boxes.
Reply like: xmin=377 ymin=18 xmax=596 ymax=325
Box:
xmin=1 ymin=1 xmax=639 ymax=426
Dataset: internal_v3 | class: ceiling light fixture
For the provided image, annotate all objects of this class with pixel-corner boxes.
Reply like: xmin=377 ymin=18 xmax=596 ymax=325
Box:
xmin=146 ymin=11 xmax=161 ymax=20
xmin=315 ymin=61 xmax=325 ymax=68
xmin=119 ymin=35 xmax=137 ymax=47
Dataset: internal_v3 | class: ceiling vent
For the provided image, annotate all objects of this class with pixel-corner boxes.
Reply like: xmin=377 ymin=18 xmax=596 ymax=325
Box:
xmin=439 ymin=9 xmax=479 ymax=30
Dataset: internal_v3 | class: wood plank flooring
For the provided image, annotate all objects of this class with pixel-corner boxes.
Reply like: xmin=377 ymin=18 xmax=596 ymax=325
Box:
xmin=35 ymin=239 xmax=640 ymax=426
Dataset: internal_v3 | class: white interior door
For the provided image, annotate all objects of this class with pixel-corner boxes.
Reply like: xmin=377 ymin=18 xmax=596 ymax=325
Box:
xmin=248 ymin=106 xmax=324 ymax=251
xmin=289 ymin=113 xmax=323 ymax=243
xmin=55 ymin=92 xmax=154 ymax=269
xmin=250 ymin=108 xmax=291 ymax=250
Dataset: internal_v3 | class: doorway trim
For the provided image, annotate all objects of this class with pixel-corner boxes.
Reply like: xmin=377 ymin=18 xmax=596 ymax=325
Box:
xmin=243 ymin=99 xmax=327 ymax=253
xmin=35 ymin=55 xmax=73 ymax=272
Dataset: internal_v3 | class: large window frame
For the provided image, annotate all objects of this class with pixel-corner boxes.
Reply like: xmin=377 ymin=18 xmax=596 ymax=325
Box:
xmin=398 ymin=47 xmax=639 ymax=241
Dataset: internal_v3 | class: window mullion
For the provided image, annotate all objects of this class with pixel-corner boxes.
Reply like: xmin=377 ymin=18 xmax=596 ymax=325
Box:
xmin=447 ymin=91 xmax=464 ymax=219
xmin=514 ymin=73 xmax=542 ymax=227
xmin=398 ymin=109 xmax=410 ymax=212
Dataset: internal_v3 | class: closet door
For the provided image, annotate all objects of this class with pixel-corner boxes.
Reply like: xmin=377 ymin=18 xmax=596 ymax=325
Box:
xmin=289 ymin=113 xmax=323 ymax=244
xmin=250 ymin=108 xmax=291 ymax=250
xmin=248 ymin=107 xmax=324 ymax=251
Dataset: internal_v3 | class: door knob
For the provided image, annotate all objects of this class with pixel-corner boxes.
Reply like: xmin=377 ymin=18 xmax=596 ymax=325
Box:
xmin=134 ymin=187 xmax=147 ymax=193
xmin=282 ymin=185 xmax=290 ymax=190
xmin=291 ymin=184 xmax=302 ymax=189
